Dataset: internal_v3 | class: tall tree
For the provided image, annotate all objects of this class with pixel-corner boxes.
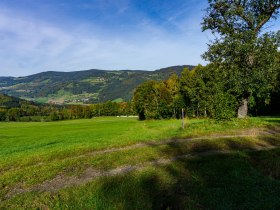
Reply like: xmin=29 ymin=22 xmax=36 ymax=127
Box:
xmin=180 ymin=65 xmax=208 ymax=117
xmin=132 ymin=81 xmax=158 ymax=120
xmin=165 ymin=74 xmax=184 ymax=118
xmin=202 ymin=0 xmax=280 ymax=117
xmin=132 ymin=80 xmax=173 ymax=120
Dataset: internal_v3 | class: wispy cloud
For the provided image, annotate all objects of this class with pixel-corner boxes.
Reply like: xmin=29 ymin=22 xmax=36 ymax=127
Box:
xmin=0 ymin=1 xmax=212 ymax=76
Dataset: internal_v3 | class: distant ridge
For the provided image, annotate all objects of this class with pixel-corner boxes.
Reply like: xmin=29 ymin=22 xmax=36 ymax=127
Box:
xmin=0 ymin=93 xmax=33 ymax=108
xmin=0 ymin=65 xmax=194 ymax=104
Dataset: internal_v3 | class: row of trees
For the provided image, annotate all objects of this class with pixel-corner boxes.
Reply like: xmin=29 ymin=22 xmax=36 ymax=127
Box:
xmin=132 ymin=65 xmax=235 ymax=120
xmin=0 ymin=101 xmax=134 ymax=122
xmin=132 ymin=0 xmax=280 ymax=121
xmin=133 ymin=56 xmax=279 ymax=120
xmin=202 ymin=0 xmax=280 ymax=118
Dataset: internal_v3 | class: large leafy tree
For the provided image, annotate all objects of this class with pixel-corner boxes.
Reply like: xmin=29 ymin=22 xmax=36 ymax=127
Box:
xmin=165 ymin=74 xmax=185 ymax=118
xmin=180 ymin=64 xmax=237 ymax=120
xmin=180 ymin=65 xmax=207 ymax=117
xmin=202 ymin=0 xmax=280 ymax=117
xmin=132 ymin=80 xmax=173 ymax=120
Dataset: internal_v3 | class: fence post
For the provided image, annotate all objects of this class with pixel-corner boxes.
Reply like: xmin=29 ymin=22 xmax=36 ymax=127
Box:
xmin=182 ymin=108 xmax=185 ymax=129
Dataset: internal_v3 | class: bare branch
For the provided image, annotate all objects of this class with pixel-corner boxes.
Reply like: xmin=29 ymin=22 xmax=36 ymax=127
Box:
xmin=254 ymin=4 xmax=279 ymax=33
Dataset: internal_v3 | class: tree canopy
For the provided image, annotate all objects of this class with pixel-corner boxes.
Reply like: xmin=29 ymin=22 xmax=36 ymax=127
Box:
xmin=202 ymin=0 xmax=280 ymax=117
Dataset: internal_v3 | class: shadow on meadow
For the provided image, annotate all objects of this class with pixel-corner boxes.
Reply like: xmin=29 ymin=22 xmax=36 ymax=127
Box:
xmin=2 ymin=123 xmax=280 ymax=210
xmin=262 ymin=116 xmax=280 ymax=121
xmin=91 ymin=128 xmax=280 ymax=210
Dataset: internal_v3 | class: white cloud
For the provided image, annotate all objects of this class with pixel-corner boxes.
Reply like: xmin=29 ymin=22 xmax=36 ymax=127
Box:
xmin=0 ymin=6 xmax=208 ymax=77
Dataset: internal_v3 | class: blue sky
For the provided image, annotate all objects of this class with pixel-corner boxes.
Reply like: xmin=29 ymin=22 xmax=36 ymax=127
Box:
xmin=0 ymin=0 xmax=279 ymax=76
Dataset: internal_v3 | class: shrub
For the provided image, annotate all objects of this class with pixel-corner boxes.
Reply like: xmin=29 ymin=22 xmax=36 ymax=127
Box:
xmin=209 ymin=93 xmax=237 ymax=121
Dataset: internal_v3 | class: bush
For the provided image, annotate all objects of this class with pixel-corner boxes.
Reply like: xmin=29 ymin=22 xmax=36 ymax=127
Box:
xmin=19 ymin=116 xmax=50 ymax=122
xmin=0 ymin=111 xmax=6 ymax=121
xmin=210 ymin=93 xmax=237 ymax=121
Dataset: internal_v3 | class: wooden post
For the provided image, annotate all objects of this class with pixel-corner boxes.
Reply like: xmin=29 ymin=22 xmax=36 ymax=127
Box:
xmin=182 ymin=108 xmax=185 ymax=129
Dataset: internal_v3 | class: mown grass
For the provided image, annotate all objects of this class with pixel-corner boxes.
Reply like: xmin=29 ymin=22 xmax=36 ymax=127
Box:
xmin=0 ymin=117 xmax=276 ymax=168
xmin=0 ymin=116 xmax=280 ymax=209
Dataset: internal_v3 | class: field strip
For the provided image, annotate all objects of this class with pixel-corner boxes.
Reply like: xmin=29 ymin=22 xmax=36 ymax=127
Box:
xmin=5 ymin=144 xmax=278 ymax=200
xmin=2 ymin=128 xmax=279 ymax=174
xmin=79 ymin=134 xmax=269 ymax=157
xmin=39 ymin=128 xmax=280 ymax=160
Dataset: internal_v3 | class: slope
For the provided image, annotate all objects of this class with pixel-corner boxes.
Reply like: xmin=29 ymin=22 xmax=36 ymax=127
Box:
xmin=0 ymin=65 xmax=193 ymax=104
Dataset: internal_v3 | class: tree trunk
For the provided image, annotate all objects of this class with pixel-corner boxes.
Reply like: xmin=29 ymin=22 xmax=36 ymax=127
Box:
xmin=238 ymin=98 xmax=248 ymax=118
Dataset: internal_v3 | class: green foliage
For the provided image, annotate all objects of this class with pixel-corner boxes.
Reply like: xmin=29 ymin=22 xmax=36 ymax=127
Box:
xmin=180 ymin=64 xmax=237 ymax=120
xmin=181 ymin=65 xmax=208 ymax=117
xmin=132 ymin=81 xmax=174 ymax=120
xmin=132 ymin=64 xmax=240 ymax=120
xmin=50 ymin=111 xmax=59 ymax=121
xmin=0 ymin=93 xmax=134 ymax=122
xmin=202 ymin=0 xmax=280 ymax=116
xmin=165 ymin=74 xmax=185 ymax=118
xmin=133 ymin=81 xmax=157 ymax=120
xmin=131 ymin=1 xmax=280 ymax=121
xmin=91 ymin=101 xmax=134 ymax=117
xmin=209 ymin=92 xmax=237 ymax=120
xmin=0 ymin=66 xmax=194 ymax=104
xmin=6 ymin=108 xmax=21 ymax=121
xmin=0 ymin=109 xmax=6 ymax=121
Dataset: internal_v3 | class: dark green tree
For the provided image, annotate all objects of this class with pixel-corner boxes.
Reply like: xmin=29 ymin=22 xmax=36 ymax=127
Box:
xmin=6 ymin=108 xmax=21 ymax=121
xmin=50 ymin=111 xmax=59 ymax=121
xmin=0 ymin=108 xmax=7 ymax=121
xmin=165 ymin=74 xmax=185 ymax=118
xmin=202 ymin=0 xmax=280 ymax=117
xmin=132 ymin=81 xmax=159 ymax=120
xmin=180 ymin=65 xmax=208 ymax=117
xmin=101 ymin=101 xmax=120 ymax=116
xmin=132 ymin=80 xmax=173 ymax=120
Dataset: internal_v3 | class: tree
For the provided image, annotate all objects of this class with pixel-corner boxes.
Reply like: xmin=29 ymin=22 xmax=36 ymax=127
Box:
xmin=132 ymin=81 xmax=156 ymax=120
xmin=132 ymin=80 xmax=173 ymax=120
xmin=6 ymin=108 xmax=21 ymax=121
xmin=202 ymin=0 xmax=280 ymax=117
xmin=180 ymin=65 xmax=209 ymax=117
xmin=101 ymin=101 xmax=120 ymax=116
xmin=119 ymin=102 xmax=134 ymax=116
xmin=0 ymin=108 xmax=7 ymax=121
xmin=165 ymin=74 xmax=185 ymax=118
xmin=180 ymin=64 xmax=237 ymax=120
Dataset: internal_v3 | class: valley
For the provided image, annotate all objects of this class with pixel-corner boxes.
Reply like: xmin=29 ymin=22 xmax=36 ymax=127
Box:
xmin=0 ymin=65 xmax=194 ymax=104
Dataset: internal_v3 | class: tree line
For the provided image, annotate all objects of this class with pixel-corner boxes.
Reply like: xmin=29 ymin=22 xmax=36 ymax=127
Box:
xmin=132 ymin=0 xmax=280 ymax=121
xmin=132 ymin=59 xmax=279 ymax=121
xmin=0 ymin=101 xmax=134 ymax=122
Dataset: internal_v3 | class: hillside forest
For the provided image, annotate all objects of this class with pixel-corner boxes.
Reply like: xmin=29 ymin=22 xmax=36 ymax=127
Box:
xmin=1 ymin=59 xmax=279 ymax=122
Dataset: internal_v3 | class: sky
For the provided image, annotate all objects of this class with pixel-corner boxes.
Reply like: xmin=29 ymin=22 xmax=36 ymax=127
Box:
xmin=0 ymin=0 xmax=279 ymax=77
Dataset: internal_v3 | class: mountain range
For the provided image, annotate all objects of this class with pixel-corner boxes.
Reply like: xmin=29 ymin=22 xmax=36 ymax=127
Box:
xmin=0 ymin=65 xmax=194 ymax=104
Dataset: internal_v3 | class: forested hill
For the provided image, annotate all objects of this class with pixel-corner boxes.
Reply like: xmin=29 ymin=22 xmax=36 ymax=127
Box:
xmin=0 ymin=93 xmax=33 ymax=108
xmin=0 ymin=65 xmax=194 ymax=104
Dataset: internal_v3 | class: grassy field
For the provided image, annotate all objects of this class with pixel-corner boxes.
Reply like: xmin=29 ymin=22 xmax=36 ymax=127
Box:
xmin=0 ymin=117 xmax=280 ymax=209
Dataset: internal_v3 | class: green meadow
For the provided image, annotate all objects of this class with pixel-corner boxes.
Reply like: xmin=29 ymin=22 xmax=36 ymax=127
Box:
xmin=1 ymin=117 xmax=280 ymax=209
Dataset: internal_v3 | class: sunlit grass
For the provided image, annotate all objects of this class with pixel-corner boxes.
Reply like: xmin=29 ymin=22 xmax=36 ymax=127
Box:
xmin=0 ymin=117 xmax=278 ymax=170
xmin=0 ymin=116 xmax=279 ymax=209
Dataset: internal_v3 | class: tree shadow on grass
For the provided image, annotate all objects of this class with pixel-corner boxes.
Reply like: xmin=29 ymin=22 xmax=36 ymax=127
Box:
xmin=4 ymin=126 xmax=280 ymax=210
xmin=8 ymin=147 xmax=279 ymax=210
xmin=91 ymin=135 xmax=280 ymax=210
xmin=260 ymin=116 xmax=280 ymax=122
